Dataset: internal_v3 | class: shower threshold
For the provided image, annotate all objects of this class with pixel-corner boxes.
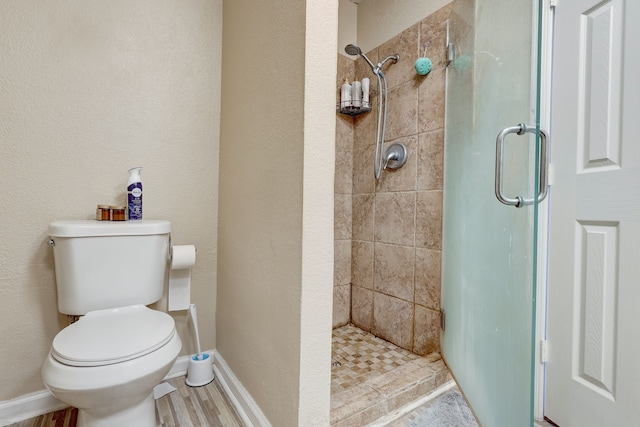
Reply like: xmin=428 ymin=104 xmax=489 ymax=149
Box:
xmin=330 ymin=324 xmax=452 ymax=426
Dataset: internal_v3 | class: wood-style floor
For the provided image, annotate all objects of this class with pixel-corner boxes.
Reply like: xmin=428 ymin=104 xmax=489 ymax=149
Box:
xmin=6 ymin=376 xmax=244 ymax=427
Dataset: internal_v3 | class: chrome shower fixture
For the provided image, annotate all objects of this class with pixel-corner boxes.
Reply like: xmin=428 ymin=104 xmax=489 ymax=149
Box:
xmin=344 ymin=44 xmax=376 ymax=71
xmin=344 ymin=44 xmax=360 ymax=55
xmin=384 ymin=143 xmax=408 ymax=170
xmin=344 ymin=44 xmax=404 ymax=180
xmin=344 ymin=44 xmax=399 ymax=75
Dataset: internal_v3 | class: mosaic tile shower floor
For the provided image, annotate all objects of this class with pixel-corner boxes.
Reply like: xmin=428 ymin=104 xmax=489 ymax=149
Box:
xmin=330 ymin=324 xmax=453 ymax=426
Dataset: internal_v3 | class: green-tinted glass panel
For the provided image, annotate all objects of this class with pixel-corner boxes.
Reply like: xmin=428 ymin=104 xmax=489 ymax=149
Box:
xmin=442 ymin=0 xmax=542 ymax=426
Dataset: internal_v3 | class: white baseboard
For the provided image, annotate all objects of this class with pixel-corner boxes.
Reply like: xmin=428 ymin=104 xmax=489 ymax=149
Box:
xmin=0 ymin=350 xmax=215 ymax=426
xmin=0 ymin=389 xmax=68 ymax=426
xmin=212 ymin=350 xmax=271 ymax=427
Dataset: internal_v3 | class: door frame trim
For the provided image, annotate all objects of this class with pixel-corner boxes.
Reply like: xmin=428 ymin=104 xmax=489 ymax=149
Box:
xmin=534 ymin=0 xmax=554 ymax=421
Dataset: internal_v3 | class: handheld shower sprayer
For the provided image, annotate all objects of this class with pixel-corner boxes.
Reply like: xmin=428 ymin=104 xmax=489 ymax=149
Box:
xmin=344 ymin=44 xmax=375 ymax=70
xmin=344 ymin=44 xmax=404 ymax=180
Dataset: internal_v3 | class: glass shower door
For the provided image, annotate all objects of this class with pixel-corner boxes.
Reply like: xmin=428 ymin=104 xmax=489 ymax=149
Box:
xmin=441 ymin=0 xmax=543 ymax=426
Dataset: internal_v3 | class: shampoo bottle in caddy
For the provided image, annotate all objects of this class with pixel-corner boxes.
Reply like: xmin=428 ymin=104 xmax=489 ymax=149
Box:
xmin=127 ymin=167 xmax=143 ymax=220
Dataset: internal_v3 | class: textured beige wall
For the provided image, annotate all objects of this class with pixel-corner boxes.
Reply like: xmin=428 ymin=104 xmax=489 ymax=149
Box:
xmin=299 ymin=2 xmax=337 ymax=422
xmin=217 ymin=0 xmax=335 ymax=425
xmin=338 ymin=0 xmax=358 ymax=58
xmin=0 ymin=0 xmax=221 ymax=402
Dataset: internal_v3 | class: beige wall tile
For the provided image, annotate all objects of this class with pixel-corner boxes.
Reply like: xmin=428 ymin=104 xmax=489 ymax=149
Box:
xmin=334 ymin=239 xmax=352 ymax=287
xmin=351 ymin=240 xmax=374 ymax=289
xmin=335 ymin=194 xmax=352 ymax=240
xmin=335 ymin=53 xmax=354 ymax=335
xmin=335 ymin=116 xmax=354 ymax=195
xmin=336 ymin=113 xmax=354 ymax=147
xmin=374 ymin=192 xmax=416 ymax=246
xmin=351 ymin=285 xmax=374 ymax=332
xmin=352 ymin=193 xmax=374 ymax=241
xmin=354 ymin=98 xmax=378 ymax=148
xmin=418 ymin=67 xmax=446 ymax=133
xmin=417 ymin=130 xmax=444 ymax=190
xmin=415 ymin=190 xmax=442 ymax=250
xmin=374 ymin=243 xmax=415 ymax=302
xmin=333 ymin=284 xmax=351 ymax=328
xmin=336 ymin=54 xmax=355 ymax=194
xmin=415 ymin=248 xmax=441 ymax=309
xmin=378 ymin=23 xmax=420 ymax=90
xmin=376 ymin=134 xmax=418 ymax=193
xmin=335 ymin=146 xmax=353 ymax=195
xmin=413 ymin=305 xmax=441 ymax=355
xmin=419 ymin=3 xmax=454 ymax=71
xmin=353 ymin=145 xmax=376 ymax=194
xmin=373 ymin=292 xmax=414 ymax=350
xmin=385 ymin=82 xmax=418 ymax=141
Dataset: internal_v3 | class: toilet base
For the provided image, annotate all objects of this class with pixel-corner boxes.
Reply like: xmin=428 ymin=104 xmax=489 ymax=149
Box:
xmin=77 ymin=392 xmax=156 ymax=427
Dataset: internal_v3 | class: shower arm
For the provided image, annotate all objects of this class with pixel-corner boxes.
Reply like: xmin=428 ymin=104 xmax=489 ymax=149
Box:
xmin=370 ymin=55 xmax=400 ymax=77
xmin=377 ymin=55 xmax=400 ymax=71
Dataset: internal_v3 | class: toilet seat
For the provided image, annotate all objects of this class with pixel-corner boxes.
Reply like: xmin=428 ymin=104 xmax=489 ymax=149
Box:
xmin=52 ymin=304 xmax=176 ymax=367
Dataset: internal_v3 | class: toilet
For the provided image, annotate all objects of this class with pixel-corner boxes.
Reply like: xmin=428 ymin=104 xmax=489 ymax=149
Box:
xmin=42 ymin=220 xmax=182 ymax=427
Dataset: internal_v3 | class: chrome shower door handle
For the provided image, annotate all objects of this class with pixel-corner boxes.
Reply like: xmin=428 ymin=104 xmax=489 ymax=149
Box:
xmin=494 ymin=123 xmax=549 ymax=208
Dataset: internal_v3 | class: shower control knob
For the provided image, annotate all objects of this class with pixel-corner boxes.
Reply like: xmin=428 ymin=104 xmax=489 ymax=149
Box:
xmin=384 ymin=143 xmax=408 ymax=170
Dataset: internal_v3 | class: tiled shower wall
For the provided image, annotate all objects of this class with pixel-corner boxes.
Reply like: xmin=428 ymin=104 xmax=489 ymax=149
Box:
xmin=333 ymin=4 xmax=453 ymax=356
xmin=334 ymin=54 xmax=355 ymax=328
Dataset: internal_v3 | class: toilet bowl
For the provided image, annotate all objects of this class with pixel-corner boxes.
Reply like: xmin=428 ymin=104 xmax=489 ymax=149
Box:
xmin=42 ymin=305 xmax=182 ymax=427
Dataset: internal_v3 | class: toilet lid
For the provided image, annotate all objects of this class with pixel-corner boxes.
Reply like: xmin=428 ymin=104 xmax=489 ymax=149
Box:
xmin=52 ymin=304 xmax=176 ymax=367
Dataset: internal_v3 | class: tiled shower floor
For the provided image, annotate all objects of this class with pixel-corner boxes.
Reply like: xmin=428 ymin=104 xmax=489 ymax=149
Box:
xmin=330 ymin=324 xmax=453 ymax=426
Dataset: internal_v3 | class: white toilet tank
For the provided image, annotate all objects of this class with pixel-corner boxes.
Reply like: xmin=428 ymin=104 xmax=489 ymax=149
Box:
xmin=48 ymin=220 xmax=171 ymax=315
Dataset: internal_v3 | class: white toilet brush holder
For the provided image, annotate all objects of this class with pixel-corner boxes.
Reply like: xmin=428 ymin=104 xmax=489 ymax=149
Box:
xmin=185 ymin=304 xmax=214 ymax=387
xmin=186 ymin=353 xmax=214 ymax=387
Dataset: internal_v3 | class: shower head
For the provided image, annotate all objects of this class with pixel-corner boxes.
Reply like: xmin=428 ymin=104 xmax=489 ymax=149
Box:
xmin=345 ymin=44 xmax=361 ymax=56
xmin=344 ymin=44 xmax=376 ymax=72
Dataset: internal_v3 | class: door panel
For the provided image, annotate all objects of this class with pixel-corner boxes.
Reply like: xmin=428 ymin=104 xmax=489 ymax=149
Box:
xmin=442 ymin=0 xmax=542 ymax=426
xmin=546 ymin=0 xmax=640 ymax=424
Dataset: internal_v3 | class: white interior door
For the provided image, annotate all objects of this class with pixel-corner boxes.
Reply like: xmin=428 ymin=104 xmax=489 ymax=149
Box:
xmin=545 ymin=0 xmax=640 ymax=425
